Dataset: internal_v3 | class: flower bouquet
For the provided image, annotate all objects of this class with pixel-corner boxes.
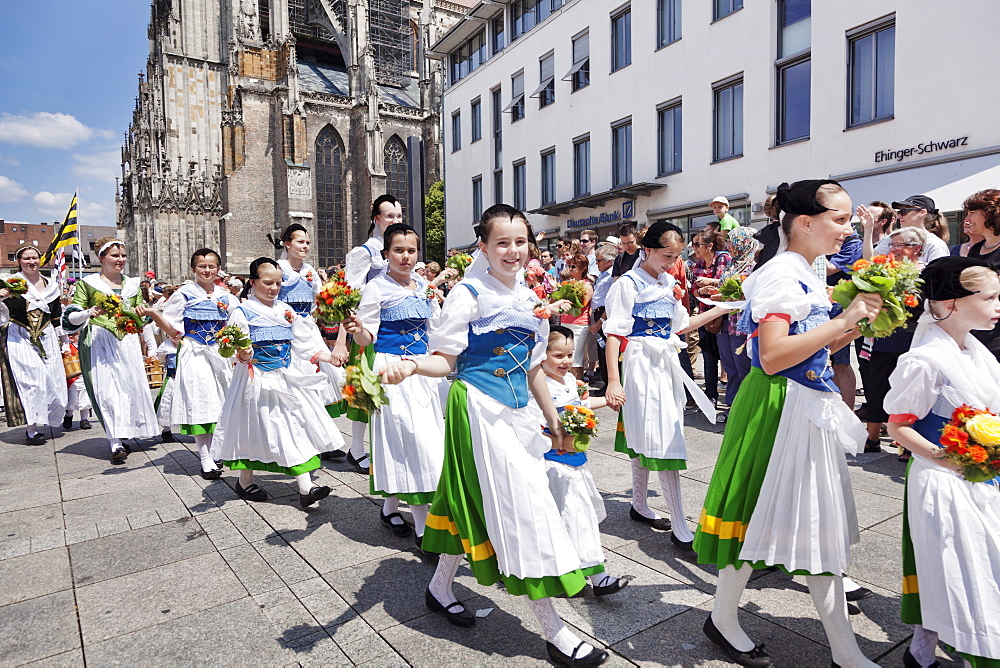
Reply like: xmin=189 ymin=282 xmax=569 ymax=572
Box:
xmin=216 ymin=325 xmax=252 ymax=358
xmin=939 ymin=404 xmax=1000 ymax=482
xmin=3 ymin=277 xmax=27 ymax=295
xmin=549 ymin=280 xmax=587 ymax=317
xmin=445 ymin=253 xmax=473 ymax=277
xmin=315 ymin=277 xmax=361 ymax=325
xmin=830 ymin=255 xmax=922 ymax=338
xmin=342 ymin=357 xmax=389 ymax=413
xmin=560 ymin=404 xmax=599 ymax=452
xmin=717 ymin=275 xmax=746 ymax=302
xmin=576 ymin=379 xmax=589 ymax=399
xmin=94 ymin=292 xmax=145 ymax=337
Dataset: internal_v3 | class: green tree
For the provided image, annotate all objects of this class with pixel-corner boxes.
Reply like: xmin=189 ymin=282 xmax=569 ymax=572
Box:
xmin=424 ymin=180 xmax=445 ymax=264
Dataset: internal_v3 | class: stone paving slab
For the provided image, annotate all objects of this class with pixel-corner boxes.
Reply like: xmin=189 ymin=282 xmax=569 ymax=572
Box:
xmin=0 ymin=398 xmax=942 ymax=667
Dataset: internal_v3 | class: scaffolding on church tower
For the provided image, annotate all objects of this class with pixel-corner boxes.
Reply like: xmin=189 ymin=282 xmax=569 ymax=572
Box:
xmin=369 ymin=0 xmax=411 ymax=87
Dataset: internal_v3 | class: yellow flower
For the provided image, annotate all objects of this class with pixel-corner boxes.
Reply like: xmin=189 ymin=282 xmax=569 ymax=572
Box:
xmin=965 ymin=413 xmax=1000 ymax=445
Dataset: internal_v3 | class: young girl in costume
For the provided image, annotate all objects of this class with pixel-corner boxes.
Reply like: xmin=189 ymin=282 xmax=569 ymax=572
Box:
xmin=62 ymin=237 xmax=159 ymax=464
xmin=0 ymin=246 xmax=68 ymax=444
xmin=63 ymin=332 xmax=92 ymax=431
xmin=540 ymin=325 xmax=627 ymax=596
xmin=211 ymin=258 xmax=344 ymax=507
xmin=692 ymin=180 xmax=883 ymax=668
xmin=379 ymin=205 xmax=609 ymax=667
xmin=342 ymin=224 xmax=446 ymax=543
xmin=276 ymin=223 xmax=345 ymax=460
xmin=603 ymin=222 xmax=717 ymax=550
xmin=137 ymin=249 xmax=234 ymax=479
xmin=884 ymin=256 xmax=1000 ymax=668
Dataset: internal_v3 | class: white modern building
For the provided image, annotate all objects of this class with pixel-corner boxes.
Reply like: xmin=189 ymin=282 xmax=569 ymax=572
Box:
xmin=431 ymin=0 xmax=1000 ymax=248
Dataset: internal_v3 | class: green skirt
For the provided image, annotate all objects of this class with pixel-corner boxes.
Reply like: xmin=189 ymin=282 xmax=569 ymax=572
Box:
xmin=224 ymin=456 xmax=321 ymax=477
xmin=369 ymin=472 xmax=436 ymax=506
xmin=693 ymin=368 xmax=786 ymax=570
xmin=421 ymin=380 xmax=588 ymax=599
xmin=179 ymin=423 xmax=215 ymax=435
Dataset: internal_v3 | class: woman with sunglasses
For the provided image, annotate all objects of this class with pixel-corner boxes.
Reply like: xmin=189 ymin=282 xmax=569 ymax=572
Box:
xmin=689 ymin=231 xmax=731 ymax=409
xmin=560 ymin=253 xmax=595 ymax=379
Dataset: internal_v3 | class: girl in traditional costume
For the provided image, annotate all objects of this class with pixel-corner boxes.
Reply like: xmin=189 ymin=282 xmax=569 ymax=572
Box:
xmin=0 ymin=246 xmax=68 ymax=444
xmin=379 ymin=205 xmax=608 ymax=666
xmin=693 ymin=180 xmax=883 ymax=668
xmin=210 ymin=258 xmax=344 ymax=507
xmin=885 ymin=256 xmax=1000 ymax=668
xmin=138 ymin=249 xmax=234 ymax=479
xmin=343 ymin=224 xmax=446 ymax=544
xmin=62 ymin=237 xmax=159 ymax=464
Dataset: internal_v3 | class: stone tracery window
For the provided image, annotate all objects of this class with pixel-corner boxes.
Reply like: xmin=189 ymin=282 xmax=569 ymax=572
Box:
xmin=315 ymin=126 xmax=346 ymax=266
xmin=383 ymin=135 xmax=409 ymax=222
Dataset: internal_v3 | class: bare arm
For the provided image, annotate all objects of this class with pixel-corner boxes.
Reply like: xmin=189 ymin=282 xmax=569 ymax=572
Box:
xmin=528 ymin=365 xmax=562 ymax=441
xmin=678 ymin=306 xmax=732 ymax=335
xmin=858 ymin=204 xmax=877 ymax=260
xmin=887 ymin=421 xmax=962 ymax=472
xmin=342 ymin=314 xmax=373 ymax=347
xmin=380 ymin=352 xmax=457 ymax=385
xmin=135 ymin=304 xmax=180 ymax=340
xmin=604 ymin=335 xmax=625 ymax=409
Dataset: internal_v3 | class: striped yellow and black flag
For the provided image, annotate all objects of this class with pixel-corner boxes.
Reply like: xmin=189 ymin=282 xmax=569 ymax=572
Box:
xmin=40 ymin=191 xmax=80 ymax=265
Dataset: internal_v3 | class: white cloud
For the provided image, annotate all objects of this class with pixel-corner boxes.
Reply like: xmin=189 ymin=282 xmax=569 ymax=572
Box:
xmin=33 ymin=191 xmax=115 ymax=225
xmin=33 ymin=191 xmax=74 ymax=219
xmin=0 ymin=175 xmax=29 ymax=202
xmin=0 ymin=154 xmax=20 ymax=167
xmin=71 ymin=150 xmax=122 ymax=184
xmin=0 ymin=112 xmax=113 ymax=149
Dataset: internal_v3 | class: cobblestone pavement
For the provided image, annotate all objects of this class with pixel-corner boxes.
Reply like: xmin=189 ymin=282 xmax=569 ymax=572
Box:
xmin=0 ymin=402 xmax=962 ymax=667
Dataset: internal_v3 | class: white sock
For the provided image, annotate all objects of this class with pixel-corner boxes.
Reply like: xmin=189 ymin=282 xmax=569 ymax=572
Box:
xmin=428 ymin=553 xmax=463 ymax=605
xmin=909 ymin=625 xmax=939 ymax=666
xmin=382 ymin=496 xmax=405 ymax=525
xmin=630 ymin=458 xmax=659 ymax=519
xmin=80 ymin=408 xmax=90 ymax=420
xmin=711 ymin=564 xmax=755 ymax=652
xmin=195 ymin=434 xmax=215 ymax=472
xmin=27 ymin=424 xmax=40 ymax=437
xmin=528 ymin=597 xmax=594 ymax=658
xmin=410 ymin=504 xmax=429 ymax=537
xmin=806 ymin=574 xmax=877 ymax=667
xmin=658 ymin=469 xmax=694 ymax=542
xmin=350 ymin=421 xmax=367 ymax=460
xmin=65 ymin=410 xmax=72 ymax=417
xmin=109 ymin=437 xmax=123 ymax=453
xmin=842 ymin=576 xmax=861 ymax=593
xmin=239 ymin=469 xmax=254 ymax=488
xmin=588 ymin=573 xmax=619 ymax=589
xmin=294 ymin=472 xmax=314 ymax=494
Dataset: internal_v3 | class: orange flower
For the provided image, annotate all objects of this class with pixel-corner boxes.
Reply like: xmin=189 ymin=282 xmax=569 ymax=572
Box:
xmin=533 ymin=306 xmax=549 ymax=319
xmin=852 ymin=259 xmax=870 ymax=271
xmin=904 ymin=294 xmax=919 ymax=308
xmin=585 ymin=418 xmax=597 ymax=429
xmin=872 ymin=254 xmax=889 ymax=264
xmin=673 ymin=285 xmax=684 ymax=300
xmin=953 ymin=404 xmax=984 ymax=424
xmin=969 ymin=445 xmax=988 ymax=463
xmin=941 ymin=423 xmax=969 ymax=452
xmin=342 ymin=385 xmax=356 ymax=399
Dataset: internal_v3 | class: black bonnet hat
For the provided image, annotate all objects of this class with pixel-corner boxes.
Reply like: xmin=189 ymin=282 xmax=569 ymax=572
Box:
xmin=642 ymin=221 xmax=684 ymax=249
xmin=920 ymin=256 xmax=993 ymax=301
xmin=773 ymin=179 xmax=842 ymax=217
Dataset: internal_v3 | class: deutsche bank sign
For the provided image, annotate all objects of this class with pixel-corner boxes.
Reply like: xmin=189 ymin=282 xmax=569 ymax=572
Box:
xmin=567 ymin=201 xmax=636 ymax=229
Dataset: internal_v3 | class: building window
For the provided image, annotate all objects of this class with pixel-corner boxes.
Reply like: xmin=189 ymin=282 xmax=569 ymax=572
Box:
xmin=611 ymin=7 xmax=631 ymax=72
xmin=657 ymin=101 xmax=682 ymax=175
xmin=314 ymin=126 xmax=346 ymax=266
xmin=472 ymin=176 xmax=483 ymax=222
xmin=567 ymin=30 xmax=589 ymax=92
xmin=494 ymin=169 xmax=503 ymax=204
xmin=506 ymin=71 xmax=525 ymax=122
xmin=611 ymin=119 xmax=632 ymax=187
xmin=848 ymin=19 xmax=895 ymax=127
xmin=471 ymin=98 xmax=482 ymax=143
xmin=573 ymin=135 xmax=590 ymax=197
xmin=776 ymin=0 xmax=810 ymax=144
xmin=532 ymin=52 xmax=555 ymax=108
xmin=492 ymin=87 xmax=503 ymax=169
xmin=713 ymin=0 xmax=742 ymax=21
xmin=492 ymin=13 xmax=505 ymax=54
xmin=779 ymin=0 xmax=810 ymax=57
xmin=513 ymin=160 xmax=526 ymax=211
xmin=657 ymin=0 xmax=681 ymax=48
xmin=713 ymin=77 xmax=743 ymax=161
xmin=384 ymin=135 xmax=409 ymax=222
xmin=451 ymin=111 xmax=461 ymax=152
xmin=540 ymin=149 xmax=556 ymax=205
xmin=449 ymin=28 xmax=487 ymax=85
xmin=512 ymin=0 xmax=564 ymax=41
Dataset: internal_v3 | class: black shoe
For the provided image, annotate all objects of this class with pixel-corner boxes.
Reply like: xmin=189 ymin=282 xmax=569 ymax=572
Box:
xmin=671 ymin=532 xmax=695 ymax=552
xmin=26 ymin=432 xmax=46 ymax=446
xmin=415 ymin=534 xmax=439 ymax=564
xmin=346 ymin=451 xmax=370 ymax=474
xmin=380 ymin=511 xmax=413 ymax=536
xmin=199 ymin=467 xmax=223 ymax=481
xmin=235 ymin=481 xmax=268 ymax=502
xmin=79 ymin=419 xmax=92 ymax=430
xmin=845 ymin=585 xmax=874 ymax=602
xmin=546 ymin=641 xmax=609 ymax=667
xmin=62 ymin=415 xmax=73 ymax=430
xmin=702 ymin=615 xmax=772 ymax=667
xmin=863 ymin=438 xmax=882 ymax=454
xmin=299 ymin=485 xmax=331 ymax=508
xmin=903 ymin=647 xmax=939 ymax=668
xmin=592 ymin=575 xmax=631 ymax=597
xmin=160 ymin=430 xmax=176 ymax=443
xmin=110 ymin=449 xmax=128 ymax=465
xmin=425 ymin=589 xmax=475 ymax=627
xmin=629 ymin=506 xmax=671 ymax=531
xmin=320 ymin=449 xmax=347 ymax=461
xmin=122 ymin=441 xmax=133 ymax=454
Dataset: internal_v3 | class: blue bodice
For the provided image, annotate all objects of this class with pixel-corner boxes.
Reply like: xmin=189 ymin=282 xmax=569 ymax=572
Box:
xmin=182 ymin=296 xmax=228 ymax=345
xmin=456 ymin=327 xmax=536 ymax=409
xmin=749 ymin=281 xmax=835 ymax=392
xmin=375 ymin=293 xmax=434 ymax=356
xmin=242 ymin=308 xmax=294 ymax=371
xmin=624 ymin=272 xmax=675 ymax=339
xmin=279 ymin=275 xmax=315 ymax=317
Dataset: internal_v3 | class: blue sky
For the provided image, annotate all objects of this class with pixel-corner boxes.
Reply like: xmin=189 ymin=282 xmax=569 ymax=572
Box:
xmin=0 ymin=1 xmax=150 ymax=226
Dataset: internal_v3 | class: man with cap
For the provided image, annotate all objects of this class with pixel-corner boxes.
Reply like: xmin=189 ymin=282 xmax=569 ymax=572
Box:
xmin=711 ymin=196 xmax=740 ymax=233
xmin=870 ymin=194 xmax=949 ymax=263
